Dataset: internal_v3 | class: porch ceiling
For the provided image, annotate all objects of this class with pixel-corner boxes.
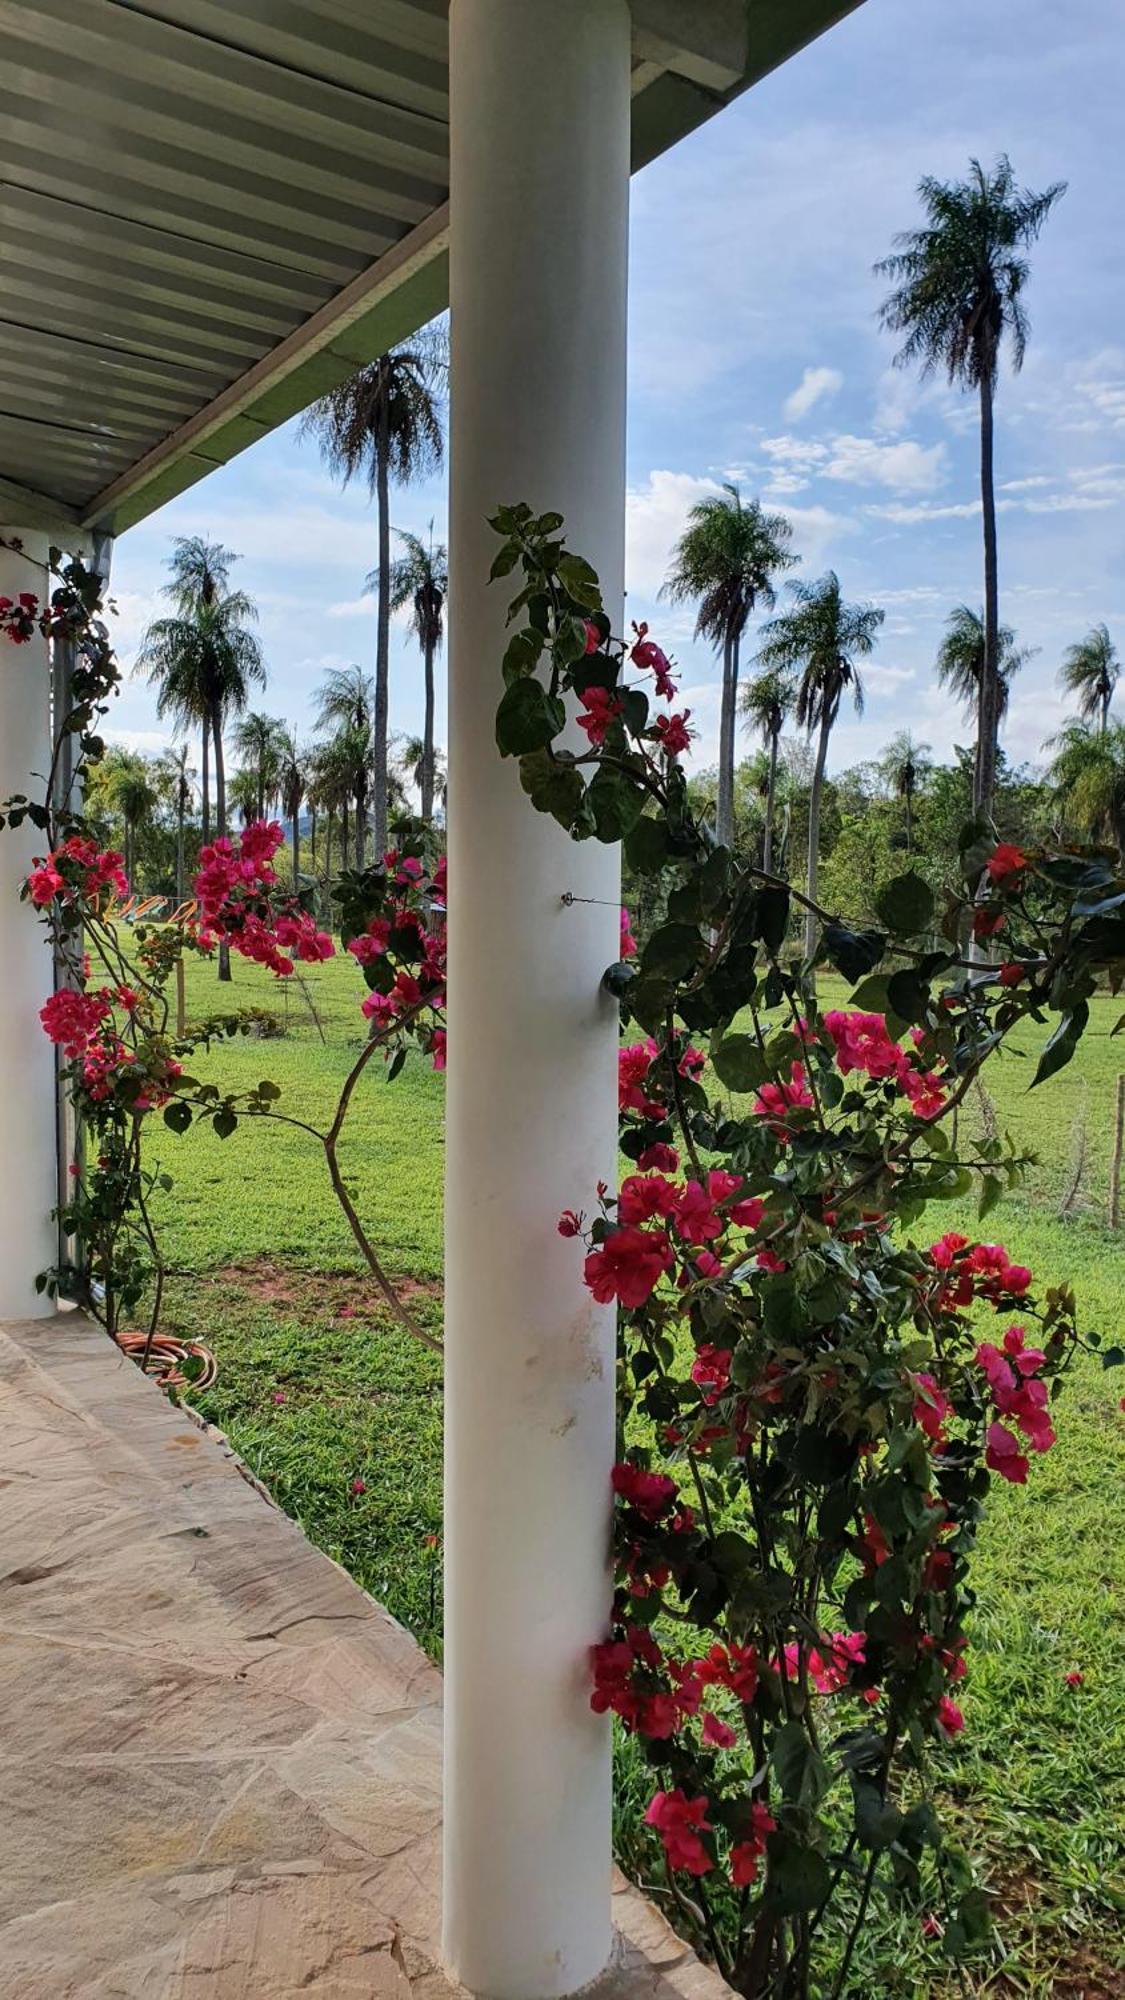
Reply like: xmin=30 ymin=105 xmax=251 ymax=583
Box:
xmin=0 ymin=0 xmax=864 ymax=540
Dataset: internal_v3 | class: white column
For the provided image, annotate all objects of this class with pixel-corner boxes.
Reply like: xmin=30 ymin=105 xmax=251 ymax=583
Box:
xmin=443 ymin=4 xmax=630 ymax=1995
xmin=0 ymin=530 xmax=57 ymax=1319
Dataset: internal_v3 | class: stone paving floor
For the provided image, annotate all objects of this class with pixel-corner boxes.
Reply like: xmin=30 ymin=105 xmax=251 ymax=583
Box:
xmin=0 ymin=1313 xmax=730 ymax=2000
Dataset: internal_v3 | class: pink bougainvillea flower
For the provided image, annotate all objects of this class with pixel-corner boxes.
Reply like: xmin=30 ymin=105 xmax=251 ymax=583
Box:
xmin=701 ymin=1710 xmax=738 ymax=1750
xmin=619 ymin=906 xmax=637 ymax=959
xmin=584 ymin=1225 xmax=673 ymax=1308
xmin=644 ymin=1789 xmax=713 ymax=1876
xmin=691 ymin=1345 xmax=733 ymax=1406
xmin=1065 ymin=1670 xmax=1084 ymax=1687
xmin=631 ymin=623 xmax=677 ymax=700
xmin=937 ymin=1694 xmax=965 ymax=1737
xmin=985 ymin=1421 xmax=1029 ymax=1484
xmin=998 ymin=960 xmax=1026 ymax=987
xmin=618 ymin=1172 xmax=679 ymax=1225
xmin=912 ymin=1371 xmax=951 ymax=1445
xmin=729 ymin=1801 xmax=776 ymax=1886
xmin=611 ymin=1460 xmax=678 ymax=1519
xmin=637 ymin=1141 xmax=679 ymax=1173
xmin=576 ymin=684 xmax=624 ymax=746
xmin=27 ymin=863 xmax=64 ymax=906
xmin=557 ymin=1209 xmax=583 ymax=1239
xmin=653 ymin=710 xmax=693 ymax=758
xmin=350 ymin=1477 xmax=367 ymax=1496
xmin=271 ymin=1390 xmax=287 ymax=1406
xmin=986 ymin=842 xmax=1028 ymax=887
xmin=583 ymin=619 xmax=601 ymax=654
xmin=920 ymin=1914 xmax=943 ymax=1940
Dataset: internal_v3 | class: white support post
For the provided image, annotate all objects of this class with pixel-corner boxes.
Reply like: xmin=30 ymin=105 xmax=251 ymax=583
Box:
xmin=442 ymin=3 xmax=631 ymax=1995
xmin=0 ymin=531 xmax=58 ymax=1320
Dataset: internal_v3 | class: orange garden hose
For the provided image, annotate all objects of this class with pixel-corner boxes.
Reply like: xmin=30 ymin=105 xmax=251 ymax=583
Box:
xmin=114 ymin=1328 xmax=218 ymax=1392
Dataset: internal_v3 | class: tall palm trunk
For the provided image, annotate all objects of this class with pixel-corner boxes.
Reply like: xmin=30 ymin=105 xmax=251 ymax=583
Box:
xmin=1103 ymin=690 xmax=1111 ymax=738
xmin=355 ymin=765 xmax=369 ymax=868
xmin=291 ymin=811 xmax=300 ymax=890
xmin=200 ymin=724 xmax=210 ymax=845
xmin=976 ymin=370 xmax=1000 ymax=815
xmin=175 ymin=789 xmax=185 ymax=903
xmin=371 ymin=373 xmax=391 ymax=858
xmin=804 ymin=706 xmax=833 ymax=960
xmin=325 ymin=809 xmax=334 ymax=881
xmin=422 ymin=634 xmax=436 ymax=823
xmin=213 ymin=709 xmax=231 ymax=982
xmin=904 ymin=783 xmax=914 ymax=853
xmin=341 ymin=799 xmax=350 ymax=871
xmin=716 ymin=636 xmax=734 ymax=848
xmin=310 ymin=806 xmax=318 ymax=875
xmin=763 ymin=725 xmax=780 ymax=874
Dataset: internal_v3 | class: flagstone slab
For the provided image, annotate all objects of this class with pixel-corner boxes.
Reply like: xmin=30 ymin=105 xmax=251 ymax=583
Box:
xmin=0 ymin=1314 xmax=730 ymax=2000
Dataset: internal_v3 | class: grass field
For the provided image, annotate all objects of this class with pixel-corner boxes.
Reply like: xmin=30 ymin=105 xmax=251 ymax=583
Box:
xmin=147 ymin=947 xmax=1125 ymax=1996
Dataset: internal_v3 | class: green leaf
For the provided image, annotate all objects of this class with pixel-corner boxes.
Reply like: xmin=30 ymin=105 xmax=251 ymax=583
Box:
xmin=552 ymin=615 xmax=589 ymax=667
xmin=556 ymin=553 xmax=602 ymax=608
xmin=772 ymin=1720 xmax=830 ymax=1808
xmin=496 ymin=678 xmax=565 ymax=757
xmin=212 ymin=1107 xmax=237 ymax=1139
xmin=712 ymin=1033 xmax=769 ymax=1093
xmin=852 ymin=1779 xmax=904 ymax=1851
xmin=641 ymin=922 xmax=703 ymax=981
xmin=257 ymin=1079 xmax=281 ymax=1101
xmin=876 ymin=870 xmax=935 ymax=935
xmin=518 ymin=748 xmax=585 ymax=830
xmin=886 ymin=966 xmax=930 ymax=1025
xmin=823 ymin=923 xmax=885 ymax=983
xmin=756 ymin=883 xmax=790 ymax=952
xmin=501 ymin=627 xmax=544 ymax=685
xmin=1101 ymin=1345 xmax=1125 ymax=1370
xmin=1031 ymin=1001 xmax=1089 ymax=1089
xmin=162 ymin=1100 xmax=192 ymax=1134
xmin=624 ymin=814 xmax=670 ymax=874
xmin=586 ymin=763 xmax=646 ymax=842
xmin=765 ymin=1834 xmax=833 ymax=1915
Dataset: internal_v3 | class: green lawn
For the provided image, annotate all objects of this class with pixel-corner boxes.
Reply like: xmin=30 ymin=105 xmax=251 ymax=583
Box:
xmin=148 ymin=949 xmax=1125 ymax=1995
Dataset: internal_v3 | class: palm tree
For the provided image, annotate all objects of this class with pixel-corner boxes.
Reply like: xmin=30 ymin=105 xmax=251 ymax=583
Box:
xmin=228 ymin=768 xmax=260 ymax=828
xmin=300 ymin=329 xmax=446 ymax=853
xmin=1048 ymin=719 xmax=1125 ymax=857
xmin=110 ymin=761 xmax=157 ymax=888
xmin=278 ymin=729 xmax=308 ymax=888
xmin=662 ymin=485 xmax=797 ymax=849
xmin=757 ymin=573 xmax=884 ymax=957
xmin=876 ymin=158 xmax=1064 ymax=815
xmin=877 ymin=730 xmax=933 ymax=853
xmin=397 ymin=733 xmax=448 ymax=819
xmin=158 ymin=742 xmax=195 ymax=902
xmin=138 ymin=536 xmax=265 ymax=978
xmin=234 ymin=711 xmax=286 ymax=819
xmin=387 ymin=526 xmax=447 ymax=823
xmin=935 ymin=605 xmax=1033 ymax=794
xmin=314 ymin=666 xmax=374 ymax=865
xmin=741 ymin=669 xmax=794 ymax=873
xmin=1060 ymin=624 xmax=1119 ymax=736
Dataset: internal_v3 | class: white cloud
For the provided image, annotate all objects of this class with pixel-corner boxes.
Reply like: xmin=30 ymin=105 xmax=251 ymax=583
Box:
xmin=625 ymin=468 xmax=722 ymax=601
xmin=758 ymin=432 xmax=946 ymax=496
xmin=822 ymin=434 xmax=947 ymax=492
xmin=775 ymin=503 xmax=857 ymax=570
xmin=327 ymin=593 xmax=375 ymax=619
xmin=783 ymin=365 xmax=843 ymax=422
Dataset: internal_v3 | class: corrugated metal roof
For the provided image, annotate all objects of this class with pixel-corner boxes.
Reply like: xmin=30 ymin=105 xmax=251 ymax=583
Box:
xmin=0 ymin=0 xmax=864 ymax=539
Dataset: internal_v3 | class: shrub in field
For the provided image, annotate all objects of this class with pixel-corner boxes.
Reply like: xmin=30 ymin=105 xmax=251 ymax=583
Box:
xmin=490 ymin=502 xmax=1125 ymax=1995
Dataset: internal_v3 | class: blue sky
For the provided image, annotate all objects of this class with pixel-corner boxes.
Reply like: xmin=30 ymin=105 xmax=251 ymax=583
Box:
xmin=106 ymin=0 xmax=1125 ymax=789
